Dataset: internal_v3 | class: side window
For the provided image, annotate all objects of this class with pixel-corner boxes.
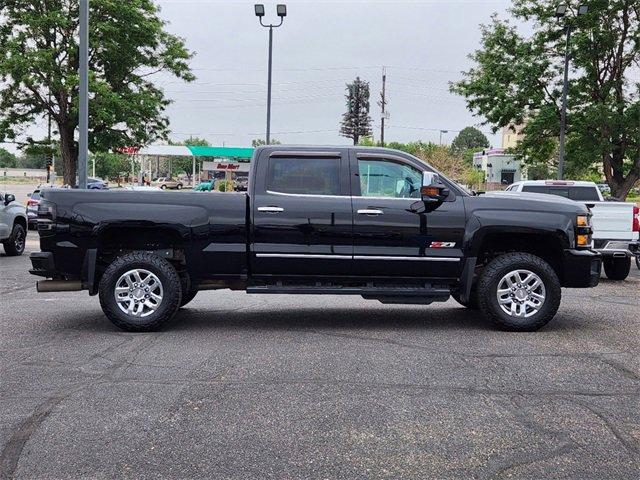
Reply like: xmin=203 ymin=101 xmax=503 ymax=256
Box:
xmin=358 ymin=158 xmax=422 ymax=199
xmin=266 ymin=156 xmax=341 ymax=195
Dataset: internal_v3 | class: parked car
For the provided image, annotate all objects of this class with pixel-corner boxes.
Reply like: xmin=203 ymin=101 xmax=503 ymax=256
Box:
xmin=153 ymin=177 xmax=183 ymax=190
xmin=505 ymin=180 xmax=639 ymax=280
xmin=1 ymin=191 xmax=28 ymax=256
xmin=234 ymin=177 xmax=249 ymax=192
xmin=87 ymin=177 xmax=109 ymax=189
xmin=30 ymin=146 xmax=601 ymax=332
xmin=26 ymin=189 xmax=42 ymax=229
xmin=194 ymin=180 xmax=214 ymax=192
xmin=118 ymin=185 xmax=162 ymax=192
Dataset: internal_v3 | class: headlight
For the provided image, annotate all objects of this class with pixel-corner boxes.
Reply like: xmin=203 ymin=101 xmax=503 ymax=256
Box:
xmin=575 ymin=214 xmax=592 ymax=248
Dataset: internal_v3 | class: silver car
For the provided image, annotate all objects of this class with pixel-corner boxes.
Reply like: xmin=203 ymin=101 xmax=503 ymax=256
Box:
xmin=0 ymin=192 xmax=28 ymax=256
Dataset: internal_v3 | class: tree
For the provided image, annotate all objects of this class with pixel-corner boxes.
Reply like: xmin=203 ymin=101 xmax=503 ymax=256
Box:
xmin=452 ymin=1 xmax=640 ymax=199
xmin=340 ymin=77 xmax=372 ymax=145
xmin=92 ymin=152 xmax=129 ymax=183
xmin=451 ymin=127 xmax=489 ymax=154
xmin=0 ymin=0 xmax=194 ymax=186
xmin=0 ymin=148 xmax=17 ymax=168
xmin=251 ymin=138 xmax=281 ymax=147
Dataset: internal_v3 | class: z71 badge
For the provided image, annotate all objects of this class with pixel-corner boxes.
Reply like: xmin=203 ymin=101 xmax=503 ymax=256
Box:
xmin=430 ymin=242 xmax=456 ymax=248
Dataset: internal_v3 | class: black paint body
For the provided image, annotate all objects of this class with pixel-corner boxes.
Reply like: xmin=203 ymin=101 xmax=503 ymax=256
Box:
xmin=31 ymin=146 xmax=601 ymax=295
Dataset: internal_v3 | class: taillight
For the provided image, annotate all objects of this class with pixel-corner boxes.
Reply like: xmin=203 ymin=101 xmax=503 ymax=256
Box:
xmin=37 ymin=200 xmax=56 ymax=221
xmin=27 ymin=199 xmax=38 ymax=207
xmin=633 ymin=205 xmax=639 ymax=233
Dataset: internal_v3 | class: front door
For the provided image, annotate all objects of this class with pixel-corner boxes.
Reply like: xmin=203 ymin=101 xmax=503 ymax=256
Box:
xmin=350 ymin=152 xmax=466 ymax=279
xmin=251 ymin=148 xmax=353 ymax=276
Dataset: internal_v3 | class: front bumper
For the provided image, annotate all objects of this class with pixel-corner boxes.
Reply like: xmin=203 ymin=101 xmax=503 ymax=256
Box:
xmin=562 ymin=249 xmax=601 ymax=288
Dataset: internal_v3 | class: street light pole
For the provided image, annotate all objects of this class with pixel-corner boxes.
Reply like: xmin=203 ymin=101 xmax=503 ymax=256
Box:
xmin=78 ymin=0 xmax=89 ymax=188
xmin=555 ymin=3 xmax=588 ymax=180
xmin=255 ymin=4 xmax=286 ymax=145
xmin=439 ymin=130 xmax=448 ymax=146
xmin=558 ymin=24 xmax=571 ymax=180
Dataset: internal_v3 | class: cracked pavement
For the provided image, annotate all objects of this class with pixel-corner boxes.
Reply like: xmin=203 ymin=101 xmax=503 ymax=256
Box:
xmin=1 ymin=233 xmax=639 ymax=479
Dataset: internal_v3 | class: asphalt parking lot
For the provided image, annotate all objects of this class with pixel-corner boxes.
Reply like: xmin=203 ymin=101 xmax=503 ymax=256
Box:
xmin=1 ymin=233 xmax=639 ymax=479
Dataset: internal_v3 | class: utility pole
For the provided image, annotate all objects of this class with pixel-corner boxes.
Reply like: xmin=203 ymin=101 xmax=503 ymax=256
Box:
xmin=379 ymin=67 xmax=387 ymax=147
xmin=77 ymin=0 xmax=89 ymax=188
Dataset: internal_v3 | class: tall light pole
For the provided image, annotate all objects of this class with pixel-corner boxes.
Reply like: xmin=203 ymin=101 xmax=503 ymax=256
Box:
xmin=255 ymin=4 xmax=287 ymax=145
xmin=555 ymin=3 xmax=588 ymax=180
xmin=78 ymin=0 xmax=89 ymax=188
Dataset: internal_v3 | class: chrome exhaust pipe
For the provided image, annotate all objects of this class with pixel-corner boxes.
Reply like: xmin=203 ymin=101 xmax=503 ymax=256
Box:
xmin=36 ymin=280 xmax=83 ymax=292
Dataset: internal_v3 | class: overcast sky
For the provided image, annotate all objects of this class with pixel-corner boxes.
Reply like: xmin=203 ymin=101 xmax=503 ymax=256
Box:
xmin=3 ymin=0 xmax=514 ymax=153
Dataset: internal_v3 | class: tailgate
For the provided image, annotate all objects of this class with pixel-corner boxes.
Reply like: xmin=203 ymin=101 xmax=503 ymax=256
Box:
xmin=589 ymin=202 xmax=636 ymax=241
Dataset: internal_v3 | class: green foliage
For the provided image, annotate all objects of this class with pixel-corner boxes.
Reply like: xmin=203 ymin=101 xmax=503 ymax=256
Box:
xmin=251 ymin=138 xmax=281 ymax=147
xmin=451 ymin=127 xmax=489 ymax=154
xmin=340 ymin=77 xmax=372 ymax=145
xmin=452 ymin=1 xmax=640 ymax=199
xmin=169 ymin=137 xmax=210 ymax=179
xmin=92 ymin=152 xmax=129 ymax=182
xmin=0 ymin=0 xmax=195 ymax=185
xmin=0 ymin=148 xmax=17 ymax=168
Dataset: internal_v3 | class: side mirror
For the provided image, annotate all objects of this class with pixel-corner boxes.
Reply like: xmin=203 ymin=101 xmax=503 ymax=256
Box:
xmin=4 ymin=193 xmax=15 ymax=205
xmin=421 ymin=172 xmax=449 ymax=206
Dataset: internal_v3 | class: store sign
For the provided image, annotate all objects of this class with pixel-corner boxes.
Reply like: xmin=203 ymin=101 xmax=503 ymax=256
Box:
xmin=202 ymin=161 xmax=250 ymax=172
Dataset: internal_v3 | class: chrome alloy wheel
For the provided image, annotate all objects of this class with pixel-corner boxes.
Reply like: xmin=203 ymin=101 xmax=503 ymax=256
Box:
xmin=14 ymin=228 xmax=25 ymax=252
xmin=496 ymin=269 xmax=546 ymax=318
xmin=114 ymin=269 xmax=163 ymax=318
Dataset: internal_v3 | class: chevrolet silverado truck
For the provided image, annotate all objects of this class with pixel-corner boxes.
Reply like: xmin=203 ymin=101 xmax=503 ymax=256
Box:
xmin=30 ymin=146 xmax=601 ymax=332
xmin=505 ymin=180 xmax=640 ymax=280
xmin=1 ymin=191 xmax=28 ymax=256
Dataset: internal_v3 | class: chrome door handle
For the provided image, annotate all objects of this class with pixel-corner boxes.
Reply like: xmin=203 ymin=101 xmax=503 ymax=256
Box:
xmin=357 ymin=209 xmax=384 ymax=216
xmin=258 ymin=206 xmax=284 ymax=213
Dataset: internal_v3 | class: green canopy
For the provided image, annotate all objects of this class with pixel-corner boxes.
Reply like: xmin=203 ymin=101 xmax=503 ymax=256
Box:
xmin=187 ymin=146 xmax=254 ymax=159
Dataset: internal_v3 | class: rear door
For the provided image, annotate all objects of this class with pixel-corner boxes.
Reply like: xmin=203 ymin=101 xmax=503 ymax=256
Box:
xmin=349 ymin=151 xmax=466 ymax=279
xmin=251 ymin=148 xmax=353 ymax=276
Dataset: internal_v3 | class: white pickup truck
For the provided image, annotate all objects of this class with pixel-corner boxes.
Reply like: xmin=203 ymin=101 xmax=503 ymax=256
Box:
xmin=505 ymin=180 xmax=639 ymax=280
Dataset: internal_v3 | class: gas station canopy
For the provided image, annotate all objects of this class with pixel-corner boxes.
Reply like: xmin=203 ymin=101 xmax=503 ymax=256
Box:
xmin=137 ymin=145 xmax=254 ymax=160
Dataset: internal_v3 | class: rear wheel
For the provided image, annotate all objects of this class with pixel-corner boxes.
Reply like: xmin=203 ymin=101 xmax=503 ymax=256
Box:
xmin=99 ymin=252 xmax=182 ymax=332
xmin=603 ymin=257 xmax=631 ymax=281
xmin=3 ymin=223 xmax=26 ymax=256
xmin=477 ymin=253 xmax=561 ymax=332
xmin=160 ymin=185 xmax=167 ymax=190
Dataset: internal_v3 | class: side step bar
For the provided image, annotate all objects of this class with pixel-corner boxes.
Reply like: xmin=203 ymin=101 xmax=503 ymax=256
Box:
xmin=246 ymin=284 xmax=450 ymax=299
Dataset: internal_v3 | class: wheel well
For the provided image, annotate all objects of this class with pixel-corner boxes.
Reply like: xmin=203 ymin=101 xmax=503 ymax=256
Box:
xmin=14 ymin=216 xmax=27 ymax=230
xmin=476 ymin=232 xmax=565 ymax=281
xmin=95 ymin=227 xmax=186 ymax=277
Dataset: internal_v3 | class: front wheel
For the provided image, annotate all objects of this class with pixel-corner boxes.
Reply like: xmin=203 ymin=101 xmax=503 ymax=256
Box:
xmin=603 ymin=257 xmax=631 ymax=281
xmin=99 ymin=252 xmax=182 ymax=332
xmin=636 ymin=255 xmax=640 ymax=270
xmin=3 ymin=223 xmax=26 ymax=256
xmin=477 ymin=253 xmax=561 ymax=332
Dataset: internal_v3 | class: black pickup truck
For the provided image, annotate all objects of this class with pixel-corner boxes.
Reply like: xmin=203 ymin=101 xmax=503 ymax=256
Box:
xmin=30 ymin=146 xmax=601 ymax=332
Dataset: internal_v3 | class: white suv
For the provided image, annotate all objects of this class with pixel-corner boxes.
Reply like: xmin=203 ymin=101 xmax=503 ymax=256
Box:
xmin=0 ymin=192 xmax=28 ymax=256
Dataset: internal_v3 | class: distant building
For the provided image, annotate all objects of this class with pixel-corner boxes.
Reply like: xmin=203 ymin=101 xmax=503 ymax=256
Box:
xmin=502 ymin=123 xmax=526 ymax=150
xmin=473 ymin=148 xmax=526 ymax=187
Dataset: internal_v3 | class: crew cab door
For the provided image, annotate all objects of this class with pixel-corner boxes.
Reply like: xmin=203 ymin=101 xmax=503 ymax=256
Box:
xmin=250 ymin=149 xmax=353 ymax=276
xmin=349 ymin=152 xmax=466 ymax=278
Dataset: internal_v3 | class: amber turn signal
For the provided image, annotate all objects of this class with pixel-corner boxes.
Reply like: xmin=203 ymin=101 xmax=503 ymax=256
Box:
xmin=576 ymin=234 xmax=589 ymax=246
xmin=421 ymin=187 xmax=440 ymax=196
xmin=577 ymin=215 xmax=589 ymax=227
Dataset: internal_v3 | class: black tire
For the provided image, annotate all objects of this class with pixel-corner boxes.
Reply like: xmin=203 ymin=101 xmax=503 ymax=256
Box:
xmin=98 ymin=252 xmax=182 ymax=332
xmin=477 ymin=253 xmax=561 ymax=332
xmin=176 ymin=184 xmax=182 ymax=190
xmin=635 ymin=255 xmax=640 ymax=270
xmin=3 ymin=223 xmax=26 ymax=256
xmin=160 ymin=185 xmax=167 ymax=190
xmin=180 ymin=288 xmax=199 ymax=308
xmin=452 ymin=282 xmax=479 ymax=310
xmin=603 ymin=257 xmax=631 ymax=281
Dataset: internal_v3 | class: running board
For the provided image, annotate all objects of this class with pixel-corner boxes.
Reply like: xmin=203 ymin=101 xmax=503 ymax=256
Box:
xmin=246 ymin=283 xmax=451 ymax=301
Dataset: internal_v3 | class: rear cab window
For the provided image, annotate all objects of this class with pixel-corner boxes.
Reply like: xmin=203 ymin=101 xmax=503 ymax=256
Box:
xmin=267 ymin=156 xmax=341 ymax=196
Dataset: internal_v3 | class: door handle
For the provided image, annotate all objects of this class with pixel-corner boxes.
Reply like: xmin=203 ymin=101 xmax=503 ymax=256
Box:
xmin=357 ymin=209 xmax=384 ymax=216
xmin=258 ymin=206 xmax=284 ymax=213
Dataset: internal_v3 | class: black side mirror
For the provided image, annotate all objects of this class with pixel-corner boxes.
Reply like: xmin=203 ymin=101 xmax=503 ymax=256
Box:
xmin=4 ymin=194 xmax=15 ymax=205
xmin=420 ymin=172 xmax=448 ymax=209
